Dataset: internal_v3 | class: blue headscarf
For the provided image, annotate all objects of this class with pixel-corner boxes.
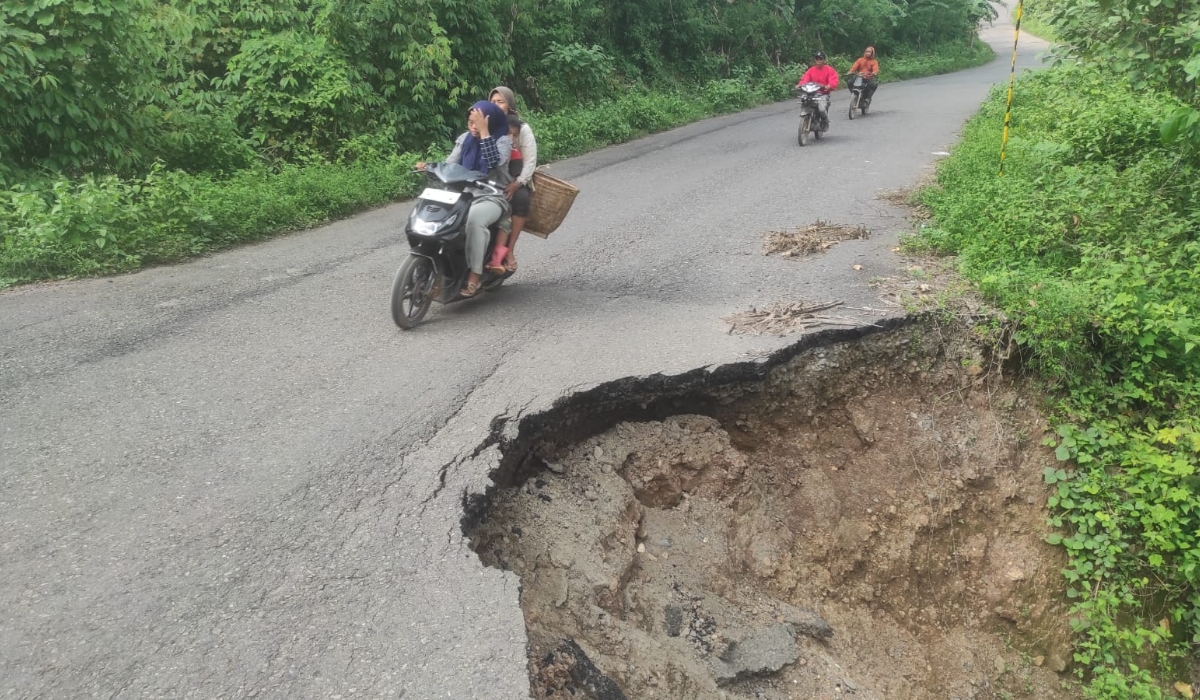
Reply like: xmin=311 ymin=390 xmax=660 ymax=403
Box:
xmin=458 ymin=100 xmax=510 ymax=173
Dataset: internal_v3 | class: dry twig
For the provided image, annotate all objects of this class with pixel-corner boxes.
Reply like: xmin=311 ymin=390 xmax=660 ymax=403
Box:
xmin=763 ymin=221 xmax=870 ymax=258
xmin=725 ymin=300 xmax=846 ymax=336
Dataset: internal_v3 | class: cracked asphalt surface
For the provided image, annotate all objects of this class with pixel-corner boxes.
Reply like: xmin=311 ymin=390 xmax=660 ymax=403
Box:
xmin=0 ymin=14 xmax=1046 ymax=699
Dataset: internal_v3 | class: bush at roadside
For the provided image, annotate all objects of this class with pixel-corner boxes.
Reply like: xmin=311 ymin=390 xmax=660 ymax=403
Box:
xmin=0 ymin=39 xmax=994 ymax=287
xmin=913 ymin=63 xmax=1200 ymax=698
xmin=0 ymin=157 xmax=421 ymax=284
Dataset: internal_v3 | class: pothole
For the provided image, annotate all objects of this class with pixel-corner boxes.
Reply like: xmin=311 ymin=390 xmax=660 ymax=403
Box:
xmin=467 ymin=319 xmax=1080 ymax=700
xmin=764 ymin=221 xmax=870 ymax=258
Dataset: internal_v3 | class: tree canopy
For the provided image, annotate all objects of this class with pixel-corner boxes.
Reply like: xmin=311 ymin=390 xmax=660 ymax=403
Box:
xmin=0 ymin=0 xmax=997 ymax=181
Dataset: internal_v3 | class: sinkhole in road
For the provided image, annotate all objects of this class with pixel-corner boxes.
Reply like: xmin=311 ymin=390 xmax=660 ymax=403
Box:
xmin=466 ymin=319 xmax=1082 ymax=700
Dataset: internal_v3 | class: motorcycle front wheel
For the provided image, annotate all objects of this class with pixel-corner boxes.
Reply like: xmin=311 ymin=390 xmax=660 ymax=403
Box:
xmin=391 ymin=255 xmax=435 ymax=329
xmin=849 ymin=93 xmax=859 ymax=120
xmin=798 ymin=114 xmax=810 ymax=147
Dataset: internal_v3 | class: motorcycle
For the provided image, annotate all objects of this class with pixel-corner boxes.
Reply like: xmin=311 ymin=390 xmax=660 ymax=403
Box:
xmin=846 ymin=72 xmax=875 ymax=119
xmin=794 ymin=82 xmax=831 ymax=146
xmin=390 ymin=162 xmax=513 ymax=329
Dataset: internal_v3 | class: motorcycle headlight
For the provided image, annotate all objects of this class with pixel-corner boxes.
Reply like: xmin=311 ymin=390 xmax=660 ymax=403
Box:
xmin=411 ymin=213 xmax=458 ymax=236
xmin=412 ymin=219 xmax=440 ymax=235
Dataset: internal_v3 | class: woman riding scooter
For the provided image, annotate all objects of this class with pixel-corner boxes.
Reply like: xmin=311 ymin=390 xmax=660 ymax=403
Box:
xmin=416 ymin=101 xmax=513 ymax=297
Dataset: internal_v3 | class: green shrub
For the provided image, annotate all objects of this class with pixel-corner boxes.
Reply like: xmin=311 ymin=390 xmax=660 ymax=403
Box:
xmin=1 ymin=155 xmax=422 ymax=285
xmin=1 ymin=42 xmax=993 ymax=287
xmin=914 ymin=63 xmax=1200 ymax=697
xmin=150 ymin=107 xmax=260 ymax=175
xmin=1016 ymin=0 xmax=1058 ymax=42
xmin=538 ymin=43 xmax=617 ymax=108
xmin=881 ymin=39 xmax=996 ymax=81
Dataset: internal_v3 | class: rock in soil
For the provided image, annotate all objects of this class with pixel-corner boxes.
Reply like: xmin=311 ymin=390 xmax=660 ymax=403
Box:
xmin=711 ymin=625 xmax=801 ymax=684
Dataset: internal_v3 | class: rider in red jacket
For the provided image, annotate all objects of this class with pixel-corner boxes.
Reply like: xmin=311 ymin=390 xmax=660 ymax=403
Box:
xmin=796 ymin=51 xmax=838 ymax=120
xmin=797 ymin=52 xmax=839 ymax=92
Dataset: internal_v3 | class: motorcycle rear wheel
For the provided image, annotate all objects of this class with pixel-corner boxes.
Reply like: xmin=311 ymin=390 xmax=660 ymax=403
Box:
xmin=849 ymin=93 xmax=859 ymax=120
xmin=798 ymin=115 xmax=810 ymax=147
xmin=391 ymin=255 xmax=435 ymax=329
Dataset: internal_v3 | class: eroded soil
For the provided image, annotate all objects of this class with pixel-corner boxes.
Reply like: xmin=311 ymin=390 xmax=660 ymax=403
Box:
xmin=471 ymin=322 xmax=1081 ymax=699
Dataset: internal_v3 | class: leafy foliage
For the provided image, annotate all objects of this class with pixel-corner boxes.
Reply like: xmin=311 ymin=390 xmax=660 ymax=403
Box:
xmin=0 ymin=0 xmax=166 ymax=179
xmin=2 ymin=0 xmax=998 ymax=180
xmin=1043 ymin=0 xmax=1200 ymax=105
xmin=538 ymin=42 xmax=615 ymax=108
xmin=0 ymin=156 xmax=423 ymax=283
xmin=1028 ymin=0 xmax=1200 ymax=154
xmin=914 ymin=64 xmax=1200 ymax=697
xmin=0 ymin=0 xmax=996 ymax=285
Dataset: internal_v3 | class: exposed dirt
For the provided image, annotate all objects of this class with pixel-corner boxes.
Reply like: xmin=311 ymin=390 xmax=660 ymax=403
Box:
xmin=764 ymin=221 xmax=871 ymax=258
xmin=470 ymin=321 xmax=1081 ymax=700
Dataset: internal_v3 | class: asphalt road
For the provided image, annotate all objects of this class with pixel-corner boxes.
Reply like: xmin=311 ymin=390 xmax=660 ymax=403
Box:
xmin=0 ymin=15 xmax=1047 ymax=700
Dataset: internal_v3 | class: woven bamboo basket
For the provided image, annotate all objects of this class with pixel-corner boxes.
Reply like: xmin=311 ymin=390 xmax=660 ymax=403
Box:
xmin=523 ymin=170 xmax=580 ymax=238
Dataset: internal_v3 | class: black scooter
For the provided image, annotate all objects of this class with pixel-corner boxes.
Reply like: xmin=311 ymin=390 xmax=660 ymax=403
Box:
xmin=390 ymin=163 xmax=512 ymax=329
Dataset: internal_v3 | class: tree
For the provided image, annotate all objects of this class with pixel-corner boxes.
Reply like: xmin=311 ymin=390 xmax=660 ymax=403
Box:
xmin=0 ymin=0 xmax=166 ymax=180
xmin=1048 ymin=0 xmax=1200 ymax=104
xmin=1046 ymin=0 xmax=1200 ymax=147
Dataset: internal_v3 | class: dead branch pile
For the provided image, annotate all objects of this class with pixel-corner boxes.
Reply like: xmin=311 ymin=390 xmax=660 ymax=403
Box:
xmin=725 ymin=300 xmax=857 ymax=336
xmin=763 ymin=221 xmax=870 ymax=258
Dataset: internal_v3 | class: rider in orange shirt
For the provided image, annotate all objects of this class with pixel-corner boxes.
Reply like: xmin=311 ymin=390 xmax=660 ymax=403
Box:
xmin=849 ymin=46 xmax=880 ymax=108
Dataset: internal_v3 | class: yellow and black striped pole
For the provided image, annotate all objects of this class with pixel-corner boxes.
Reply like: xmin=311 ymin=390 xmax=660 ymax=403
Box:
xmin=999 ymin=0 xmax=1024 ymax=176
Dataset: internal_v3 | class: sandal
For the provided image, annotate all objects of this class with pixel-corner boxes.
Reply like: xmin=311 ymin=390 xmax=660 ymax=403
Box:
xmin=505 ymin=255 xmax=518 ymax=273
xmin=460 ymin=279 xmax=481 ymax=298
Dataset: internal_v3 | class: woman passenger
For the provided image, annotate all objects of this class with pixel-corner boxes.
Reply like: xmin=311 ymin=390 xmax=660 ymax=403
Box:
xmin=489 ymin=86 xmax=537 ymax=272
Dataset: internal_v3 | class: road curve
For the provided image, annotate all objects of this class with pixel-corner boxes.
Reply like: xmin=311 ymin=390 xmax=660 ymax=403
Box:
xmin=0 ymin=14 xmax=1047 ymax=700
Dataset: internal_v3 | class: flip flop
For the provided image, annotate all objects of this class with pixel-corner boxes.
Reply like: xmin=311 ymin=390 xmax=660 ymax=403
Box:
xmin=505 ymin=256 xmax=518 ymax=273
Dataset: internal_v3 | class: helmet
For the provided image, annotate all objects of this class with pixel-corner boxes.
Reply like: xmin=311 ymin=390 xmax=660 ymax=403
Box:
xmin=813 ymin=51 xmax=826 ymax=60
